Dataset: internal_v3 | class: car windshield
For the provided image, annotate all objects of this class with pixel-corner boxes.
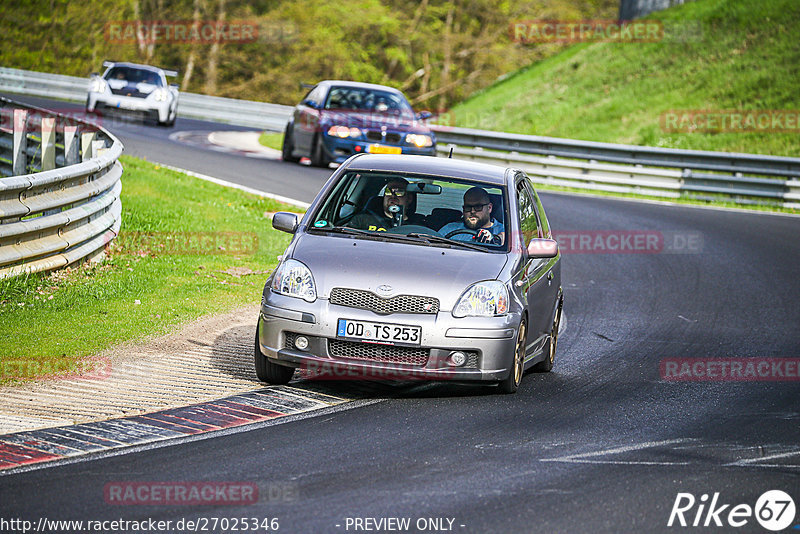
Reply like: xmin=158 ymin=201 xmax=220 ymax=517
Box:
xmin=104 ymin=67 xmax=164 ymax=87
xmin=324 ymin=87 xmax=414 ymax=116
xmin=309 ymin=171 xmax=509 ymax=251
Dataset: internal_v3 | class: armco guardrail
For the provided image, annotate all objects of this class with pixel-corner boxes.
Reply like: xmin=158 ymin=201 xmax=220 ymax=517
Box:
xmin=430 ymin=128 xmax=800 ymax=208
xmin=0 ymin=96 xmax=123 ymax=278
xmin=0 ymin=66 xmax=293 ymax=131
xmin=3 ymin=67 xmax=799 ymax=209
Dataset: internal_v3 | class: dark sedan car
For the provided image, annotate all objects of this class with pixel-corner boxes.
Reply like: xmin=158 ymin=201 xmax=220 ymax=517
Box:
xmin=281 ymin=81 xmax=437 ymax=167
xmin=256 ymin=154 xmax=563 ymax=393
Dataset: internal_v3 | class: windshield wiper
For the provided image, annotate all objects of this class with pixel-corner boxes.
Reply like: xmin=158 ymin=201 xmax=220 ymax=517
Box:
xmin=309 ymin=226 xmax=432 ymax=246
xmin=406 ymin=233 xmax=489 ymax=252
xmin=309 ymin=226 xmax=374 ymax=237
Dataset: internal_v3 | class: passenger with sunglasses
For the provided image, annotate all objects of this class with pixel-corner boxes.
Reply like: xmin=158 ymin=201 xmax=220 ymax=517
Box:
xmin=347 ymin=178 xmax=424 ymax=231
xmin=440 ymin=187 xmax=505 ymax=245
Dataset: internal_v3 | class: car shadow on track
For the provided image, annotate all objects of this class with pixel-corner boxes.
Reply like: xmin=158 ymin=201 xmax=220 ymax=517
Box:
xmin=208 ymin=324 xmax=519 ymax=400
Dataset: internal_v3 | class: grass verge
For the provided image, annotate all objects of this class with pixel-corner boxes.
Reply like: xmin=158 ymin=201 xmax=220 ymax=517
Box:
xmin=259 ymin=132 xmax=284 ymax=151
xmin=449 ymin=0 xmax=800 ymax=157
xmin=0 ymin=155 xmax=303 ymax=385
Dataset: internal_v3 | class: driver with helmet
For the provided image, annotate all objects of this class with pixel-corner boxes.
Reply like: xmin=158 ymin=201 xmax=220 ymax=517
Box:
xmin=440 ymin=186 xmax=505 ymax=245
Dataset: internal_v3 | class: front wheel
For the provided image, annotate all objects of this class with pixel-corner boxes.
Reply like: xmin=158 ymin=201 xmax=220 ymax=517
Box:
xmin=254 ymin=329 xmax=294 ymax=384
xmin=310 ymin=135 xmax=329 ymax=168
xmin=499 ymin=320 xmax=526 ymax=394
xmin=282 ymin=123 xmax=300 ymax=163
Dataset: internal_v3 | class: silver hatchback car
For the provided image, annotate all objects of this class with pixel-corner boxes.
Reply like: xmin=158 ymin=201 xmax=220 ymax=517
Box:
xmin=256 ymin=154 xmax=562 ymax=393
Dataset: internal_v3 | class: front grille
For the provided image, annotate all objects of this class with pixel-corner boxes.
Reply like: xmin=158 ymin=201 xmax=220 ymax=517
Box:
xmin=329 ymin=339 xmax=429 ymax=366
xmin=330 ymin=288 xmax=439 ymax=315
xmin=110 ymin=87 xmax=149 ymax=98
xmin=464 ymin=352 xmax=479 ymax=368
xmin=284 ymin=332 xmax=298 ymax=349
xmin=364 ymin=130 xmax=402 ymax=144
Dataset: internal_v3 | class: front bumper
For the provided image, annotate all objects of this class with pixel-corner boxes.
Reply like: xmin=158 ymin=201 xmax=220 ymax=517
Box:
xmin=321 ymin=135 xmax=437 ymax=164
xmin=257 ymin=291 xmax=519 ymax=382
xmin=87 ymin=92 xmax=171 ymax=121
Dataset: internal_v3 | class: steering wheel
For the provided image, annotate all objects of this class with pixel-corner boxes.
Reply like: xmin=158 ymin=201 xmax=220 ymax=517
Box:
xmin=444 ymin=228 xmax=502 ymax=245
xmin=444 ymin=229 xmax=478 ymax=239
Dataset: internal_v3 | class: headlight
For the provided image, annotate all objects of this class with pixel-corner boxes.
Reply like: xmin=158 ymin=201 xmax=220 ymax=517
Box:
xmin=453 ymin=281 xmax=508 ymax=317
xmin=405 ymin=133 xmax=433 ymax=148
xmin=90 ymin=78 xmax=108 ymax=93
xmin=327 ymin=125 xmax=361 ymax=138
xmin=153 ymin=88 xmax=169 ymax=102
xmin=271 ymin=259 xmax=316 ymax=302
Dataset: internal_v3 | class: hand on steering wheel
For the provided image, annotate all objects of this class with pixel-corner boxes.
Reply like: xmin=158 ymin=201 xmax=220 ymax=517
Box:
xmin=444 ymin=228 xmax=501 ymax=244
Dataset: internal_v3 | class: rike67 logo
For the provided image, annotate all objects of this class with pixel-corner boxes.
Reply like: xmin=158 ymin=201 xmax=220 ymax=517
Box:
xmin=668 ymin=490 xmax=796 ymax=531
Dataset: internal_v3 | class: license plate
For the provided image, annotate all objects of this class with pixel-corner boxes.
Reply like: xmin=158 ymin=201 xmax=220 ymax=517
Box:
xmin=337 ymin=319 xmax=421 ymax=346
xmin=368 ymin=144 xmax=402 ymax=155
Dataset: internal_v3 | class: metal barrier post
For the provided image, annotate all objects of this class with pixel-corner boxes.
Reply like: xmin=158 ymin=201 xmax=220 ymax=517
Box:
xmin=12 ymin=109 xmax=27 ymax=175
xmin=64 ymin=124 xmax=79 ymax=165
xmin=41 ymin=116 xmax=56 ymax=171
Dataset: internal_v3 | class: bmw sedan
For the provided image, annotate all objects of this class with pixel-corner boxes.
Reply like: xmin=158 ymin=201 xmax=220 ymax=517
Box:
xmin=282 ymin=81 xmax=436 ymax=167
xmin=86 ymin=61 xmax=179 ymax=126
xmin=256 ymin=154 xmax=562 ymax=393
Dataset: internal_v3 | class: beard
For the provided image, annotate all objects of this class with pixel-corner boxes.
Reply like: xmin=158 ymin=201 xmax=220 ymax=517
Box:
xmin=464 ymin=212 xmax=490 ymax=230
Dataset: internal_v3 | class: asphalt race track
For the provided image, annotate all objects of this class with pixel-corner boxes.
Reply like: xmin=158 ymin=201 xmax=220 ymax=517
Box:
xmin=2 ymin=95 xmax=800 ymax=533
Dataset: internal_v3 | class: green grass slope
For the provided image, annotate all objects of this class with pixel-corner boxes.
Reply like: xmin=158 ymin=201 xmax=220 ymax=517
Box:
xmin=449 ymin=0 xmax=800 ymax=156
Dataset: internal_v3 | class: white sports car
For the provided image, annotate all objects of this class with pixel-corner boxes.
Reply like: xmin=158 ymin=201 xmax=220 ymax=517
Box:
xmin=86 ymin=61 xmax=179 ymax=127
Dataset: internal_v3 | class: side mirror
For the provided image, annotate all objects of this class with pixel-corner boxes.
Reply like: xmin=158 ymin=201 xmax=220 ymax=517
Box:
xmin=272 ymin=212 xmax=299 ymax=234
xmin=302 ymin=99 xmax=317 ymax=109
xmin=417 ymin=110 xmax=433 ymax=120
xmin=527 ymin=238 xmax=558 ymax=258
xmin=169 ymin=83 xmax=179 ymax=89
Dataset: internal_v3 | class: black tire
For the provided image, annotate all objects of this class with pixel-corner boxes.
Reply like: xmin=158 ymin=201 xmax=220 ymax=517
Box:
xmin=534 ymin=300 xmax=562 ymax=373
xmin=499 ymin=320 xmax=526 ymax=394
xmin=254 ymin=329 xmax=294 ymax=384
xmin=165 ymin=106 xmax=177 ymax=127
xmin=310 ymin=134 xmax=329 ymax=168
xmin=281 ymin=123 xmax=300 ymax=163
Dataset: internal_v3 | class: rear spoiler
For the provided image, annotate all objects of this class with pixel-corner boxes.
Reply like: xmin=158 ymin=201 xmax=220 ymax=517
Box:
xmin=299 ymin=82 xmax=315 ymax=89
xmin=101 ymin=61 xmax=178 ymax=77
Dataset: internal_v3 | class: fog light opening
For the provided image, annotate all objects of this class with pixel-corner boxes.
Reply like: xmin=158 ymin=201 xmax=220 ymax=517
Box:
xmin=448 ymin=351 xmax=467 ymax=367
xmin=295 ymin=336 xmax=309 ymax=351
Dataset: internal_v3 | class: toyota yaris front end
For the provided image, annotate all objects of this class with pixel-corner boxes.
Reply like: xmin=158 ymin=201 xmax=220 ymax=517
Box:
xmin=256 ymin=154 xmax=562 ymax=393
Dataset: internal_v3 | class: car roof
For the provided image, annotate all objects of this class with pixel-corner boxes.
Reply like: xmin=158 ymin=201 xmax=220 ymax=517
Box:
xmin=344 ymin=155 xmax=509 ymax=186
xmin=317 ymin=80 xmax=404 ymax=95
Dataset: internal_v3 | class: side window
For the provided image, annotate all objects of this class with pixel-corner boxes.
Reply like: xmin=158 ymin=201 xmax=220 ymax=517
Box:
xmin=303 ymin=86 xmax=324 ymax=108
xmin=516 ymin=179 xmax=540 ymax=245
xmin=532 ymin=189 xmax=550 ymax=237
